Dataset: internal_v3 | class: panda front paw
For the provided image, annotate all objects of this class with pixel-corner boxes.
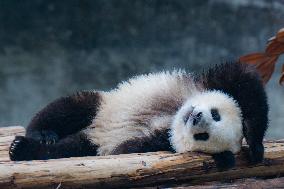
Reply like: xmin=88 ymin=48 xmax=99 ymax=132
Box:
xmin=248 ymin=144 xmax=264 ymax=165
xmin=27 ymin=130 xmax=59 ymax=145
xmin=212 ymin=151 xmax=235 ymax=171
xmin=9 ymin=136 xmax=39 ymax=161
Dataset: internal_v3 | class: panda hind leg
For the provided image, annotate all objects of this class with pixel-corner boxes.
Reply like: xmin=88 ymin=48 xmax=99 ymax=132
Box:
xmin=9 ymin=132 xmax=98 ymax=161
xmin=25 ymin=91 xmax=101 ymax=145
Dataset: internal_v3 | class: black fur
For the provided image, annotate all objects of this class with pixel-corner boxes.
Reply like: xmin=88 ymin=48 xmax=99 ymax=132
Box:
xmin=10 ymin=133 xmax=97 ymax=160
xmin=212 ymin=151 xmax=235 ymax=171
xmin=10 ymin=136 xmax=42 ymax=161
xmin=26 ymin=91 xmax=100 ymax=143
xmin=9 ymin=91 xmax=100 ymax=161
xmin=202 ymin=62 xmax=269 ymax=164
xmin=27 ymin=130 xmax=59 ymax=145
xmin=111 ymin=129 xmax=175 ymax=155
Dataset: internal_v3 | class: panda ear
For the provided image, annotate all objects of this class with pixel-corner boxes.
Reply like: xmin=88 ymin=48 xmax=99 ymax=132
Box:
xmin=212 ymin=151 xmax=235 ymax=171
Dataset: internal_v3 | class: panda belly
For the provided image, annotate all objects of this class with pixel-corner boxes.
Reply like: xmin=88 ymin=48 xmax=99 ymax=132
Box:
xmin=83 ymin=71 xmax=200 ymax=155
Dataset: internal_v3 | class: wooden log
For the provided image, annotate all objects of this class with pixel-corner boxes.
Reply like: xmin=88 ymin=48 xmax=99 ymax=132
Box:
xmin=0 ymin=126 xmax=25 ymax=137
xmin=169 ymin=177 xmax=284 ymax=189
xmin=1 ymin=126 xmax=284 ymax=189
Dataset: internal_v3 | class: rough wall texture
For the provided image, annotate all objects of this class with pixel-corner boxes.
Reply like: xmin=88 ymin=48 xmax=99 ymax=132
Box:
xmin=0 ymin=0 xmax=283 ymax=138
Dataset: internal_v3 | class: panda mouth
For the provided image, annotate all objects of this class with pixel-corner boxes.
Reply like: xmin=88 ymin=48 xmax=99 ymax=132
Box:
xmin=193 ymin=132 xmax=209 ymax=141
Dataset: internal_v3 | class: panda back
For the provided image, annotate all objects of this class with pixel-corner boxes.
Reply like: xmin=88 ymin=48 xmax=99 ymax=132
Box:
xmin=85 ymin=70 xmax=200 ymax=155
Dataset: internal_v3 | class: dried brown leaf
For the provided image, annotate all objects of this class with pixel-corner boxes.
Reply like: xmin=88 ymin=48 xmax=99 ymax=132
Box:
xmin=280 ymin=64 xmax=284 ymax=85
xmin=256 ymin=56 xmax=278 ymax=84
xmin=276 ymin=28 xmax=284 ymax=43
xmin=240 ymin=28 xmax=284 ymax=85
xmin=239 ymin=53 xmax=267 ymax=65
xmin=265 ymin=40 xmax=284 ymax=55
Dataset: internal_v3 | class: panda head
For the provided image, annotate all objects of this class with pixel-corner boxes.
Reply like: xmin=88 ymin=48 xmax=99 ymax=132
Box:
xmin=170 ymin=90 xmax=243 ymax=154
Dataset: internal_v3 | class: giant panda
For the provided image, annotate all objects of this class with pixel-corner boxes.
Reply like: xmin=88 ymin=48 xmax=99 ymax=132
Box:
xmin=9 ymin=62 xmax=268 ymax=170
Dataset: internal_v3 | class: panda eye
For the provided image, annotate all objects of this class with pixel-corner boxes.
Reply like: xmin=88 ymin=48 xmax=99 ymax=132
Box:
xmin=211 ymin=108 xmax=221 ymax=122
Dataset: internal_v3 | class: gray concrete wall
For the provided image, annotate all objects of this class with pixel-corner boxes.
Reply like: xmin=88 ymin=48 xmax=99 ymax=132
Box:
xmin=0 ymin=0 xmax=283 ymax=138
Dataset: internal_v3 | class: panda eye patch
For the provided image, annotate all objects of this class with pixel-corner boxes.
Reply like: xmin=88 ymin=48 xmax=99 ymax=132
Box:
xmin=211 ymin=108 xmax=221 ymax=122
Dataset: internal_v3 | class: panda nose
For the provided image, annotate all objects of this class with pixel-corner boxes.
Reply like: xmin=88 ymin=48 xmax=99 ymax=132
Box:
xmin=192 ymin=112 xmax=202 ymax=126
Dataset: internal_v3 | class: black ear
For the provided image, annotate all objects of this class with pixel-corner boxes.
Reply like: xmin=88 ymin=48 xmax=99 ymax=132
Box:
xmin=202 ymin=62 xmax=269 ymax=164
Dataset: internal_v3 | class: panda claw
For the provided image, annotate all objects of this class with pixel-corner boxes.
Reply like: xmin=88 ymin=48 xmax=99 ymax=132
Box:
xmin=46 ymin=140 xmax=53 ymax=145
xmin=9 ymin=136 xmax=27 ymax=161
xmin=27 ymin=130 xmax=59 ymax=145
xmin=9 ymin=136 xmax=41 ymax=161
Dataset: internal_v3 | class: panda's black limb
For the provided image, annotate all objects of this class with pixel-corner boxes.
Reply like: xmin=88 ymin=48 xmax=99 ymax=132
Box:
xmin=9 ymin=133 xmax=98 ymax=161
xmin=212 ymin=151 xmax=235 ymax=171
xmin=26 ymin=91 xmax=101 ymax=141
xmin=9 ymin=136 xmax=40 ymax=161
xmin=26 ymin=130 xmax=59 ymax=145
xmin=9 ymin=90 xmax=101 ymax=161
xmin=111 ymin=129 xmax=175 ymax=155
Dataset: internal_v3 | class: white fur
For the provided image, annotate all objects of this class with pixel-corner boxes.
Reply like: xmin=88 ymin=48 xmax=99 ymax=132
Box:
xmin=170 ymin=91 xmax=243 ymax=154
xmin=83 ymin=71 xmax=243 ymax=156
xmin=84 ymin=70 xmax=201 ymax=155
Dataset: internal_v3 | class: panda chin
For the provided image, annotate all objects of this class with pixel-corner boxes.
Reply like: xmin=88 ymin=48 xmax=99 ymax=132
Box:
xmin=193 ymin=132 xmax=209 ymax=141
